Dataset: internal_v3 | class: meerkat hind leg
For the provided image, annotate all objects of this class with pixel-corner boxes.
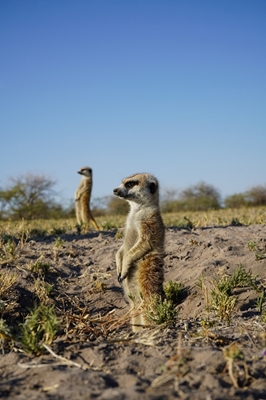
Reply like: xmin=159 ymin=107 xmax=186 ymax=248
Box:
xmin=90 ymin=214 xmax=100 ymax=230
xmin=75 ymin=202 xmax=82 ymax=225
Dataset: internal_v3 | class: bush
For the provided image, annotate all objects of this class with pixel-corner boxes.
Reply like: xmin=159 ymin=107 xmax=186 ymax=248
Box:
xmin=224 ymin=193 xmax=247 ymax=209
xmin=224 ymin=185 xmax=266 ymax=208
xmin=106 ymin=196 xmax=129 ymax=215
xmin=161 ymin=182 xmax=221 ymax=212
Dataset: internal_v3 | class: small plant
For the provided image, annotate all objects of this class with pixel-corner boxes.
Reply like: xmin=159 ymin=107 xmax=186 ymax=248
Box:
xmin=53 ymin=237 xmax=65 ymax=248
xmin=183 ymin=216 xmax=194 ymax=230
xmin=146 ymin=296 xmax=177 ymax=325
xmin=245 ymin=241 xmax=266 ymax=260
xmin=197 ymin=275 xmax=210 ymax=310
xmin=146 ymin=280 xmax=184 ymax=325
xmin=256 ymin=290 xmax=266 ymax=321
xmin=34 ymin=278 xmax=53 ymax=303
xmin=189 ymin=239 xmax=199 ymax=246
xmin=208 ymin=265 xmax=259 ymax=323
xmin=210 ymin=285 xmax=237 ymax=324
xmin=30 ymin=260 xmax=51 ymax=276
xmin=0 ymin=239 xmax=17 ymax=262
xmin=19 ymin=304 xmax=59 ymax=355
xmin=229 ymin=264 xmax=258 ymax=292
xmin=164 ymin=280 xmax=183 ymax=305
xmin=75 ymin=224 xmax=82 ymax=235
xmin=115 ymin=229 xmax=124 ymax=240
xmin=261 ymin=311 xmax=266 ymax=323
xmin=230 ymin=218 xmax=242 ymax=226
xmin=29 ymin=228 xmax=47 ymax=238
xmin=247 ymin=240 xmax=257 ymax=251
xmin=0 ymin=271 xmax=17 ymax=298
xmin=93 ymin=281 xmax=106 ymax=293
xmin=255 ymin=251 xmax=266 ymax=261
xmin=0 ymin=319 xmax=13 ymax=352
xmin=222 ymin=343 xmax=248 ymax=388
xmin=101 ymin=221 xmax=116 ymax=230
xmin=50 ymin=227 xmax=66 ymax=236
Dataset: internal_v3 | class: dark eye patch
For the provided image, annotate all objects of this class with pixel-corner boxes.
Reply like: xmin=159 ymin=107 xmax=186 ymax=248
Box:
xmin=125 ymin=180 xmax=138 ymax=189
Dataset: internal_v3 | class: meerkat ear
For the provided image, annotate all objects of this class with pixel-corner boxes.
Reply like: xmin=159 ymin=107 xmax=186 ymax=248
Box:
xmin=149 ymin=181 xmax=158 ymax=194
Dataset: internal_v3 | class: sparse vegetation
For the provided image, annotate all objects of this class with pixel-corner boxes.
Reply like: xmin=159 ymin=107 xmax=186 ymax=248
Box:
xmin=199 ymin=265 xmax=262 ymax=324
xmin=0 ymin=172 xmax=265 ymax=223
xmin=0 ymin=211 xmax=265 ymax=398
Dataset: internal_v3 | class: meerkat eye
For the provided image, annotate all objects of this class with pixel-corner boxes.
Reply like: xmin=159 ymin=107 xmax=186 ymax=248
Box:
xmin=125 ymin=180 xmax=138 ymax=189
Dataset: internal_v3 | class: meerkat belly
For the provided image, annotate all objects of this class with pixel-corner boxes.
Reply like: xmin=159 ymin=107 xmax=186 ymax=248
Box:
xmin=123 ymin=226 xmax=138 ymax=254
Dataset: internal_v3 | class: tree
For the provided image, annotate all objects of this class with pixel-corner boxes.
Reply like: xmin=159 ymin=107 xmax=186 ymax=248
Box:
xmin=224 ymin=193 xmax=247 ymax=209
xmin=224 ymin=185 xmax=266 ymax=208
xmin=106 ymin=196 xmax=129 ymax=215
xmin=177 ymin=182 xmax=221 ymax=211
xmin=160 ymin=188 xmax=179 ymax=213
xmin=3 ymin=173 xmax=57 ymax=220
xmin=246 ymin=185 xmax=266 ymax=206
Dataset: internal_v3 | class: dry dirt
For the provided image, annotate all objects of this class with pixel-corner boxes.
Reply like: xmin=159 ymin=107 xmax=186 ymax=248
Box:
xmin=1 ymin=224 xmax=266 ymax=399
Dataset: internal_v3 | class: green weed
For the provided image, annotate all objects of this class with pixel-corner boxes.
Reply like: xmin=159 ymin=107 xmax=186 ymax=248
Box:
xmin=0 ymin=238 xmax=17 ymax=262
xmin=202 ymin=265 xmax=259 ymax=324
xmin=210 ymin=285 xmax=237 ymax=324
xmin=146 ymin=281 xmax=183 ymax=325
xmin=29 ymin=228 xmax=47 ymax=238
xmin=0 ymin=319 xmax=13 ymax=352
xmin=30 ymin=260 xmax=51 ymax=276
xmin=101 ymin=221 xmax=117 ymax=230
xmin=146 ymin=296 xmax=177 ymax=325
xmin=53 ymin=237 xmax=65 ymax=248
xmin=0 ymin=271 xmax=17 ymax=298
xmin=229 ymin=264 xmax=258 ymax=292
xmin=34 ymin=278 xmax=54 ymax=303
xmin=19 ymin=304 xmax=59 ymax=355
xmin=164 ymin=280 xmax=183 ymax=304
xmin=50 ymin=227 xmax=66 ymax=236
xmin=247 ymin=241 xmax=257 ymax=251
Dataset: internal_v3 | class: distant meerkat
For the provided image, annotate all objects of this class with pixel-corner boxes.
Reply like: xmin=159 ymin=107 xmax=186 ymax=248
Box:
xmin=113 ymin=173 xmax=165 ymax=332
xmin=75 ymin=166 xmax=100 ymax=231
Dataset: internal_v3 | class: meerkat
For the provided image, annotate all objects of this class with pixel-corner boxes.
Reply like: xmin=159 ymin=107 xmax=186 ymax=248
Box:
xmin=75 ymin=166 xmax=100 ymax=231
xmin=113 ymin=173 xmax=165 ymax=332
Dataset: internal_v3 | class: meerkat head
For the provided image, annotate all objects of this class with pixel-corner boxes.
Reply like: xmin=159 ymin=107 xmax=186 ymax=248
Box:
xmin=113 ymin=173 xmax=159 ymax=206
xmin=78 ymin=166 xmax=92 ymax=179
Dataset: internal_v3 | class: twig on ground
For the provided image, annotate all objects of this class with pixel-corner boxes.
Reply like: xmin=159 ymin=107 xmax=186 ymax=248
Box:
xmin=18 ymin=344 xmax=101 ymax=371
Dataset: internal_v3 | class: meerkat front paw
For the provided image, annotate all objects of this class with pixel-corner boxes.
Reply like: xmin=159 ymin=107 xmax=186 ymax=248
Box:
xmin=118 ymin=270 xmax=128 ymax=283
xmin=118 ymin=259 xmax=131 ymax=283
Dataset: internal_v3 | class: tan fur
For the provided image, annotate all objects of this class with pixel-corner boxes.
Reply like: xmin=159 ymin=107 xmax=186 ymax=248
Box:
xmin=113 ymin=173 xmax=165 ymax=332
xmin=75 ymin=166 xmax=100 ymax=231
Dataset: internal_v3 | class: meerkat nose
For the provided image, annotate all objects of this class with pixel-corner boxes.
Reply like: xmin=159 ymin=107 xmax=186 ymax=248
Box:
xmin=113 ymin=188 xmax=119 ymax=195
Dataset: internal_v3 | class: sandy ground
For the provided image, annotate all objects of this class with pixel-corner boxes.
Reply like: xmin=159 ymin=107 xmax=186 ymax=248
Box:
xmin=1 ymin=224 xmax=266 ymax=399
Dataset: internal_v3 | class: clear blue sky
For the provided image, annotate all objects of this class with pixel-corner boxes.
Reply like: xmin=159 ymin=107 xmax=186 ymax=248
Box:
xmin=1 ymin=0 xmax=265 ymax=205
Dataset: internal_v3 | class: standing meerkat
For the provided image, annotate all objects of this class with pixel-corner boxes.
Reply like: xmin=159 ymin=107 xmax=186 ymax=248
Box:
xmin=113 ymin=173 xmax=165 ymax=332
xmin=75 ymin=166 xmax=100 ymax=231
